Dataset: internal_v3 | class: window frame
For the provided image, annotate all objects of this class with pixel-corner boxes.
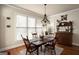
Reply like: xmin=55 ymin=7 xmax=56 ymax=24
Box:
xmin=16 ymin=14 xmax=42 ymax=40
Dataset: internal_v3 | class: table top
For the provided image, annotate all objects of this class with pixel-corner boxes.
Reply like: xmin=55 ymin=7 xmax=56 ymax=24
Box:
xmin=31 ymin=37 xmax=54 ymax=46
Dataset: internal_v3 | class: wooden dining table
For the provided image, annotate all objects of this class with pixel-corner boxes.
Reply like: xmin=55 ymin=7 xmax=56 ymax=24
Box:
xmin=30 ymin=37 xmax=54 ymax=55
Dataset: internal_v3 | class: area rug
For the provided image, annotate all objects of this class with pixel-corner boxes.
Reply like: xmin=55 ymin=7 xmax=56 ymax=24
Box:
xmin=18 ymin=46 xmax=64 ymax=55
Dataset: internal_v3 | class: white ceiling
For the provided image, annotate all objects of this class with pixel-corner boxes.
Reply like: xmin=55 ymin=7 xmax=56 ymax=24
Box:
xmin=14 ymin=4 xmax=79 ymax=16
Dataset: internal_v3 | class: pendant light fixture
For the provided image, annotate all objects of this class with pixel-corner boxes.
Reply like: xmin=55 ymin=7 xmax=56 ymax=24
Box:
xmin=41 ymin=4 xmax=50 ymax=26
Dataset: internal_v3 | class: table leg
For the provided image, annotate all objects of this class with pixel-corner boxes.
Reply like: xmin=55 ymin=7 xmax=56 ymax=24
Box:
xmin=37 ymin=47 xmax=39 ymax=55
xmin=40 ymin=46 xmax=42 ymax=51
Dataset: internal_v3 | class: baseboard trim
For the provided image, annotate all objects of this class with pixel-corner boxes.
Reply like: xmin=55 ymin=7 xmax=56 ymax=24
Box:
xmin=0 ymin=43 xmax=24 ymax=52
xmin=72 ymin=43 xmax=79 ymax=46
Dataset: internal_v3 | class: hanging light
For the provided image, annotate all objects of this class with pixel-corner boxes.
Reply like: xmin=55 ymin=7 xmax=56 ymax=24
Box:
xmin=41 ymin=4 xmax=50 ymax=26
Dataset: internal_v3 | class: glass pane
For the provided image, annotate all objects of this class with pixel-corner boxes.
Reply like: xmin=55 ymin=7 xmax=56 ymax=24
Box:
xmin=28 ymin=28 xmax=35 ymax=40
xmin=16 ymin=15 xmax=27 ymax=27
xmin=36 ymin=28 xmax=42 ymax=36
xmin=36 ymin=19 xmax=42 ymax=27
xmin=28 ymin=17 xmax=35 ymax=27
xmin=16 ymin=28 xmax=27 ymax=40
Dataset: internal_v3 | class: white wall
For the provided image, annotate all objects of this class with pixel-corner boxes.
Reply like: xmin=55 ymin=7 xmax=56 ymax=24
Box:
xmin=1 ymin=4 xmax=79 ymax=51
xmin=48 ymin=8 xmax=79 ymax=46
xmin=0 ymin=5 xmax=42 ymax=51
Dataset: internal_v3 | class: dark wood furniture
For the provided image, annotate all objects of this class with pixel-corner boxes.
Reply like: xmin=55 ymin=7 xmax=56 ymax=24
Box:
xmin=31 ymin=38 xmax=54 ymax=55
xmin=56 ymin=21 xmax=73 ymax=46
xmin=44 ymin=37 xmax=56 ymax=55
xmin=32 ymin=32 xmax=38 ymax=38
xmin=21 ymin=35 xmax=38 ymax=55
xmin=57 ymin=21 xmax=73 ymax=32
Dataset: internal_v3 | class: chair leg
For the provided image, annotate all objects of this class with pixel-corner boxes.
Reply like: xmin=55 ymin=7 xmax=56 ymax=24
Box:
xmin=50 ymin=50 xmax=52 ymax=55
xmin=29 ymin=52 xmax=32 ymax=55
xmin=40 ymin=46 xmax=42 ymax=51
xmin=44 ymin=47 xmax=46 ymax=55
xmin=54 ymin=49 xmax=56 ymax=55
xmin=26 ymin=50 xmax=27 ymax=55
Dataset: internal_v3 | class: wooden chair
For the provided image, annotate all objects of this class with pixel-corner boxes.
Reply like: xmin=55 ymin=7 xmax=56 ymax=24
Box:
xmin=32 ymin=32 xmax=38 ymax=39
xmin=39 ymin=35 xmax=44 ymax=51
xmin=21 ymin=35 xmax=37 ymax=55
xmin=44 ymin=37 xmax=57 ymax=55
xmin=32 ymin=33 xmax=43 ymax=51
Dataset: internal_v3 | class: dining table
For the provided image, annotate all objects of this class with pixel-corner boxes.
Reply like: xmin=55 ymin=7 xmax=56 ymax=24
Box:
xmin=30 ymin=36 xmax=54 ymax=55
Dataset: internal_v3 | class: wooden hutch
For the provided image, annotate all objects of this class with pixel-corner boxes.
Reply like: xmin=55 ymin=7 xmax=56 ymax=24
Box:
xmin=56 ymin=15 xmax=73 ymax=46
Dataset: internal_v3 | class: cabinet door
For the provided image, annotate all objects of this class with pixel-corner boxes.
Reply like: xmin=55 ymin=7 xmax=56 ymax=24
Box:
xmin=56 ymin=32 xmax=72 ymax=46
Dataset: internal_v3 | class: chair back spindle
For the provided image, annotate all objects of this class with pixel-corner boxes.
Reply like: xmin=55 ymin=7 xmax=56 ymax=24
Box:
xmin=21 ymin=35 xmax=31 ymax=50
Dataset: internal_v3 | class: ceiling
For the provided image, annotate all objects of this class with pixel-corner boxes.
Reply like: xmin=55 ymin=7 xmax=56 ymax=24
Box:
xmin=14 ymin=4 xmax=79 ymax=16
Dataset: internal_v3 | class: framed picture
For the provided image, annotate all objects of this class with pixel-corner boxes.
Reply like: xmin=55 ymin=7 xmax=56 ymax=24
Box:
xmin=6 ymin=25 xmax=11 ymax=28
xmin=61 ymin=14 xmax=67 ymax=21
xmin=61 ymin=15 xmax=64 ymax=21
xmin=6 ymin=17 xmax=11 ymax=20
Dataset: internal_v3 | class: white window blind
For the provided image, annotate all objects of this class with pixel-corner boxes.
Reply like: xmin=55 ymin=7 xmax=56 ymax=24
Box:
xmin=16 ymin=15 xmax=42 ymax=40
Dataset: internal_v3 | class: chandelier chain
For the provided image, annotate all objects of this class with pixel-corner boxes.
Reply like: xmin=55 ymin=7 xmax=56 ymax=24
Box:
xmin=44 ymin=4 xmax=47 ymax=14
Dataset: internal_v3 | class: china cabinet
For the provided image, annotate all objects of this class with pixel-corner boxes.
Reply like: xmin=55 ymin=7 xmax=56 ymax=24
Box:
xmin=56 ymin=16 xmax=73 ymax=46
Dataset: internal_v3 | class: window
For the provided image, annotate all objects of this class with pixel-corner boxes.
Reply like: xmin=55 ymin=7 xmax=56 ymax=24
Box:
xmin=16 ymin=15 xmax=27 ymax=27
xmin=16 ymin=15 xmax=27 ymax=40
xmin=28 ymin=17 xmax=36 ymax=39
xmin=28 ymin=17 xmax=35 ymax=27
xmin=16 ymin=15 xmax=42 ymax=40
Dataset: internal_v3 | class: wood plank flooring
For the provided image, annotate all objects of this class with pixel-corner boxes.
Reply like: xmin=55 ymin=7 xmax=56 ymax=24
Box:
xmin=2 ymin=44 xmax=79 ymax=55
xmin=58 ymin=44 xmax=79 ymax=55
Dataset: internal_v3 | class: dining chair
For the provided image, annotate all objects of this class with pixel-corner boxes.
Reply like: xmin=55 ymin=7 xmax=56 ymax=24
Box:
xmin=44 ymin=37 xmax=57 ymax=55
xmin=32 ymin=33 xmax=44 ymax=51
xmin=39 ymin=35 xmax=44 ymax=51
xmin=32 ymin=32 xmax=38 ymax=39
xmin=21 ymin=35 xmax=38 ymax=55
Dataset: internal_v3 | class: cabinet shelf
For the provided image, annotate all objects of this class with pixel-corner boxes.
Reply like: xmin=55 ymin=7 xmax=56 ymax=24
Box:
xmin=56 ymin=21 xmax=73 ymax=46
xmin=57 ymin=21 xmax=73 ymax=33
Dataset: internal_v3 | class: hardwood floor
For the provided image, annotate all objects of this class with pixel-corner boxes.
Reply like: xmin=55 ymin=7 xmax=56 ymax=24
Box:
xmin=2 ymin=44 xmax=79 ymax=55
xmin=58 ymin=44 xmax=79 ymax=55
